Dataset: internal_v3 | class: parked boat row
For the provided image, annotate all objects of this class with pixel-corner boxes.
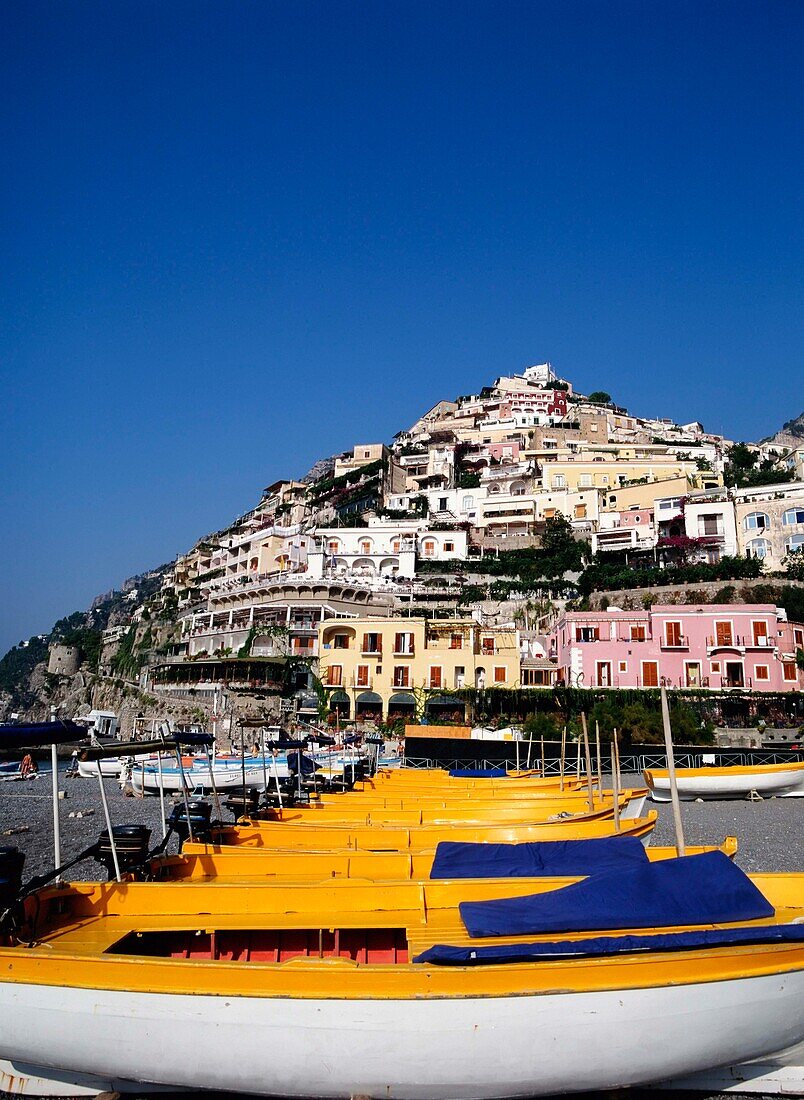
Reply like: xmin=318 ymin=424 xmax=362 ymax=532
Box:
xmin=1 ymin=717 xmax=803 ymax=1098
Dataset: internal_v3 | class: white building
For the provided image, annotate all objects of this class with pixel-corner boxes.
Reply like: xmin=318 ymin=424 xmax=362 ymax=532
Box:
xmin=306 ymin=521 xmax=469 ymax=580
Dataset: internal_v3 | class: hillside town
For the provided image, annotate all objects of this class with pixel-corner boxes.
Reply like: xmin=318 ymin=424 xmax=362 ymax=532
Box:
xmin=56 ymin=360 xmax=797 ymax=740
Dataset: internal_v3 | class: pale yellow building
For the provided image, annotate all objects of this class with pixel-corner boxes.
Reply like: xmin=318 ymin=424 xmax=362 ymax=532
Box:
xmin=318 ymin=617 xmax=520 ymax=722
xmin=333 ymin=443 xmax=388 ymax=480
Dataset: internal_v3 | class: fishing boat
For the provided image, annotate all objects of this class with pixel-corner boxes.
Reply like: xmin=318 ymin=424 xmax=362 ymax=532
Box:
xmin=214 ymin=810 xmax=659 ymax=850
xmin=129 ymin=760 xmax=270 ymax=795
xmin=253 ymin=790 xmax=645 ymax=827
xmin=308 ymin=785 xmax=645 ymax=812
xmin=1 ymin=852 xmax=804 ymax=1098
xmin=644 ymin=760 xmax=804 ymax=802
xmin=168 ymin=835 xmax=740 ymax=883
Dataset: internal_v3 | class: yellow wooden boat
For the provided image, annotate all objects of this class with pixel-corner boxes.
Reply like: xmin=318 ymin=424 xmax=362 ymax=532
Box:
xmin=213 ymin=810 xmax=659 ymax=850
xmin=254 ymin=791 xmax=644 ymax=827
xmin=1 ymin=857 xmax=803 ymax=1097
xmin=169 ymin=836 xmax=739 ymax=883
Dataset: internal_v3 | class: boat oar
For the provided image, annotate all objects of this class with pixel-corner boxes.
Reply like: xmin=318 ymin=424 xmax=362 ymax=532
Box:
xmin=95 ymin=767 xmax=121 ymax=882
xmin=157 ymin=751 xmax=167 ymax=840
xmin=660 ymin=685 xmax=686 ymax=857
xmin=559 ymin=725 xmax=566 ymax=792
xmin=611 ymin=728 xmax=621 ymax=834
xmin=580 ymin=713 xmax=595 ymax=812
xmin=595 ymin=721 xmax=603 ymax=794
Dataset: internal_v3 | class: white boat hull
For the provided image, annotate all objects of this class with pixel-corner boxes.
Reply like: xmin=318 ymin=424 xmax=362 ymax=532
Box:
xmin=130 ymin=766 xmax=269 ymax=794
xmin=648 ymin=767 xmax=804 ymax=802
xmin=2 ymin=969 xmax=804 ymax=1098
xmin=654 ymin=1038 xmax=804 ymax=1094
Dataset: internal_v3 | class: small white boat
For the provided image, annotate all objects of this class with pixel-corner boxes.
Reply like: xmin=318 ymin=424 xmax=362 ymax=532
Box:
xmin=644 ymin=760 xmax=804 ymax=801
xmin=129 ymin=762 xmax=270 ymax=795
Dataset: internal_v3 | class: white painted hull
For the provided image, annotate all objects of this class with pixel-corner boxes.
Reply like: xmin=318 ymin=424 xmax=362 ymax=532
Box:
xmin=130 ymin=766 xmax=269 ymax=794
xmin=2 ymin=970 xmax=804 ymax=1098
xmin=648 ymin=768 xmax=804 ymax=802
xmin=76 ymin=759 xmax=123 ymax=778
xmin=654 ymin=1038 xmax=804 ymax=1094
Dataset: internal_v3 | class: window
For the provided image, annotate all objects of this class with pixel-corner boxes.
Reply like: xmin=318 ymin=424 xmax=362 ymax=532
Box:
xmin=522 ymin=668 xmax=551 ymax=686
xmin=630 ymin=624 xmax=646 ymax=642
xmin=744 ymin=512 xmax=770 ymax=531
xmin=327 ymin=540 xmax=340 ymax=554
xmin=579 ymin=474 xmax=592 ymax=488
xmin=711 ymin=661 xmax=721 ymax=673
xmin=362 ymin=632 xmax=382 ymax=654
xmin=782 ymin=508 xmax=804 ymax=526
xmin=481 ymin=637 xmax=496 ymax=655
xmin=698 ymin=515 xmax=722 ymax=536
xmin=439 ymin=497 xmax=448 ymax=511
xmin=664 ymin=621 xmax=683 ymax=647
xmin=429 ymin=666 xmax=443 ymax=689
xmin=355 ymin=665 xmax=370 ymax=687
xmin=333 ymin=634 xmax=350 ymax=650
xmin=421 ymin=539 xmax=436 ymax=558
xmin=391 ymin=539 xmax=401 ymax=553
xmin=443 ymin=541 xmax=455 ymax=552
xmin=552 ymin=474 xmax=565 ymax=489
xmin=747 ymin=538 xmax=771 ymax=559
xmin=785 ymin=534 xmax=804 ymax=553
xmin=450 ymin=633 xmax=463 ymax=650
xmin=359 ymin=540 xmax=372 ymax=554
xmin=752 ymin=621 xmax=769 ymax=646
xmin=715 ymin=621 xmax=733 ymax=647
xmin=394 ymin=632 xmax=414 ymax=655
xmin=575 ymin=626 xmax=599 ymax=643
xmin=619 ymin=661 xmax=627 ymax=673
xmin=754 ymin=665 xmax=770 ymax=682
xmin=326 ymin=665 xmax=343 ymax=686
xmin=393 ymin=666 xmax=410 ymax=688
xmin=642 ymin=661 xmax=659 ymax=687
xmin=795 ymin=628 xmax=804 ymax=648
xmin=783 ymin=661 xmax=797 ymax=682
xmin=462 ymin=495 xmax=474 ymax=511
xmin=493 ymin=666 xmax=507 ymax=684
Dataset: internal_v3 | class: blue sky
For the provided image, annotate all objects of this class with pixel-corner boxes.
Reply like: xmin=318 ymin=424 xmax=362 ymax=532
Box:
xmin=1 ymin=0 xmax=802 ymax=654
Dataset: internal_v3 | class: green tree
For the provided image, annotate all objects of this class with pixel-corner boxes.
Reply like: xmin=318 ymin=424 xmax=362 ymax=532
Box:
xmin=587 ymin=391 xmax=611 ymax=404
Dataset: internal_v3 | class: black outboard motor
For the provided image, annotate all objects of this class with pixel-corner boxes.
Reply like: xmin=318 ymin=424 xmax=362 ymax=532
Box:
xmin=95 ymin=826 xmax=151 ymax=879
xmin=169 ymin=800 xmax=213 ymax=845
xmin=0 ymin=847 xmax=24 ymax=908
xmin=341 ymin=760 xmax=367 ymax=786
xmin=224 ymin=789 xmax=260 ymax=821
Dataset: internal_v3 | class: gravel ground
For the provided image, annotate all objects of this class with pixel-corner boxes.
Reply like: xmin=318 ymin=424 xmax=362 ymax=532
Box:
xmin=2 ymin=768 xmax=802 ymax=878
xmin=1 ymin=769 xmax=802 ymax=1100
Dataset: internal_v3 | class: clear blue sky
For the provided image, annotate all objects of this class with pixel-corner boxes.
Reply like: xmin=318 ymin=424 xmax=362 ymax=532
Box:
xmin=1 ymin=0 xmax=802 ymax=655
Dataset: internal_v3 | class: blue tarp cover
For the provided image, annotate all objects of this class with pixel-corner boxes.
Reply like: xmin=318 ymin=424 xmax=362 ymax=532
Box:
xmin=0 ymin=720 xmax=86 ymax=750
xmin=414 ymin=923 xmax=804 ymax=965
xmin=449 ymin=768 xmax=508 ymax=778
xmin=459 ymin=851 xmax=774 ymax=937
xmin=430 ymin=837 xmax=649 ymax=880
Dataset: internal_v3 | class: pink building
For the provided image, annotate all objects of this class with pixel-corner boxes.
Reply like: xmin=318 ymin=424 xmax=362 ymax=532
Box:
xmin=553 ymin=605 xmax=803 ymax=692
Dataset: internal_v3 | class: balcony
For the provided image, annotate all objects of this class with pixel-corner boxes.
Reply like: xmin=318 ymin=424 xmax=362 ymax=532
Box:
xmin=393 ymin=647 xmax=415 ymax=657
xmin=706 ymin=633 xmax=773 ymax=655
xmin=660 ymin=635 xmax=689 ymax=650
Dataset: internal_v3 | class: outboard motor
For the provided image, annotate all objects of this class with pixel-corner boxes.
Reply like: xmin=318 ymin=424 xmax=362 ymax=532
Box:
xmin=0 ymin=847 xmax=24 ymax=908
xmin=95 ymin=825 xmax=151 ymax=879
xmin=342 ymin=760 xmax=367 ymax=786
xmin=169 ymin=800 xmax=213 ymax=844
xmin=224 ymin=789 xmax=260 ymax=821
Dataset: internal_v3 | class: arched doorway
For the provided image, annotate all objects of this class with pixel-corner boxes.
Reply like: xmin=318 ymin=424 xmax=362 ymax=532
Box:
xmin=356 ymin=691 xmax=383 ymax=722
xmin=388 ymin=692 xmax=416 ymax=719
xmin=328 ymin=690 xmax=351 ymax=720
